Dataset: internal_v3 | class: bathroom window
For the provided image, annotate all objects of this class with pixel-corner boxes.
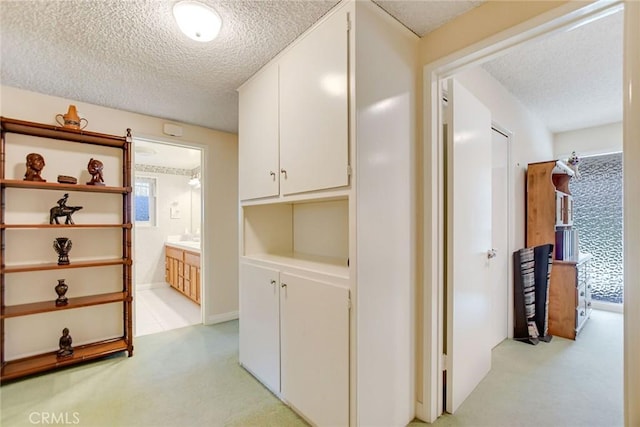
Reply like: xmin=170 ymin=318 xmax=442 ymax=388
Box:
xmin=135 ymin=177 xmax=157 ymax=226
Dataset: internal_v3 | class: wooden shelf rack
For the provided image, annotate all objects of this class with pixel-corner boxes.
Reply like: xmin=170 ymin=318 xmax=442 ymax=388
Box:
xmin=0 ymin=116 xmax=133 ymax=381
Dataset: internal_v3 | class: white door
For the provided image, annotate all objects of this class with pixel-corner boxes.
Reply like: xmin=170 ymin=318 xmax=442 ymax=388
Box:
xmin=238 ymin=63 xmax=280 ymax=200
xmin=279 ymin=8 xmax=349 ymax=196
xmin=280 ymin=273 xmax=349 ymax=427
xmin=238 ymin=263 xmax=280 ymax=393
xmin=445 ymin=79 xmax=493 ymax=413
xmin=489 ymin=128 xmax=509 ymax=348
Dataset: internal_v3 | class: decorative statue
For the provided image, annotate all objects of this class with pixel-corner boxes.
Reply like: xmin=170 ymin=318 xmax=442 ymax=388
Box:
xmin=55 ymin=279 xmax=69 ymax=306
xmin=567 ymin=151 xmax=580 ymax=178
xmin=24 ymin=153 xmax=46 ymax=182
xmin=50 ymin=193 xmax=83 ymax=224
xmin=57 ymin=327 xmax=74 ymax=358
xmin=86 ymin=158 xmax=104 ymax=186
xmin=53 ymin=237 xmax=73 ymax=265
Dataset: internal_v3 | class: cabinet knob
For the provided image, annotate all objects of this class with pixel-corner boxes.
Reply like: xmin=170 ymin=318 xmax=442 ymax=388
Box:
xmin=280 ymin=168 xmax=287 ymax=179
xmin=281 ymin=283 xmax=287 ymax=288
xmin=580 ymin=291 xmax=585 ymax=297
xmin=270 ymin=280 xmax=276 ymax=286
xmin=269 ymin=171 xmax=276 ymax=180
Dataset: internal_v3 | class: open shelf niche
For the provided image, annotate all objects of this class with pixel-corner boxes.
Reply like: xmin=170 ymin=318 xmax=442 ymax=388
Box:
xmin=242 ymin=197 xmax=349 ymax=279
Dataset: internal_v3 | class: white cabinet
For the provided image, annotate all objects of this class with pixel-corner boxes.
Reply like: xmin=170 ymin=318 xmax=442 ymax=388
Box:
xmin=239 ymin=261 xmax=349 ymax=426
xmin=279 ymin=8 xmax=349 ymax=196
xmin=238 ymin=263 xmax=280 ymax=393
xmin=238 ymin=7 xmax=349 ymax=201
xmin=280 ymin=273 xmax=349 ymax=427
xmin=238 ymin=64 xmax=279 ymax=201
xmin=239 ymin=1 xmax=417 ymax=425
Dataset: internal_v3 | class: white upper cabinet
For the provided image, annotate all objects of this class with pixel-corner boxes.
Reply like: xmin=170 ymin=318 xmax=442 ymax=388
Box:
xmin=279 ymin=9 xmax=350 ymax=196
xmin=238 ymin=9 xmax=349 ymax=201
xmin=238 ymin=63 xmax=279 ymax=201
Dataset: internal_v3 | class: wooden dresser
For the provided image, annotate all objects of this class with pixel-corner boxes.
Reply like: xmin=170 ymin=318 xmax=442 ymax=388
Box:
xmin=548 ymin=254 xmax=592 ymax=339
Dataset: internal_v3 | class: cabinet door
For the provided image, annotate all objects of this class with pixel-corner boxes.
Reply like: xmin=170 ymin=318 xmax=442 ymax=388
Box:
xmin=280 ymin=273 xmax=349 ymax=426
xmin=279 ymin=9 xmax=349 ymax=196
xmin=239 ymin=263 xmax=280 ymax=392
xmin=238 ymin=64 xmax=280 ymax=200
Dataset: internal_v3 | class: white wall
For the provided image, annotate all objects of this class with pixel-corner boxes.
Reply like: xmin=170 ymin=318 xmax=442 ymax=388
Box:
xmin=134 ymin=171 xmax=195 ymax=286
xmin=354 ymin=1 xmax=418 ymax=425
xmin=455 ymin=67 xmax=554 ymax=252
xmin=0 ymin=85 xmax=239 ymax=325
xmin=554 ymin=121 xmax=622 ymax=158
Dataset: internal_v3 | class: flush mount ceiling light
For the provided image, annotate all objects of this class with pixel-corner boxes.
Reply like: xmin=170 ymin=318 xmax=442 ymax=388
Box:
xmin=173 ymin=1 xmax=222 ymax=42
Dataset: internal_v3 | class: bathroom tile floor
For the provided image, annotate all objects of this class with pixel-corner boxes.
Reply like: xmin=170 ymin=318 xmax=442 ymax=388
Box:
xmin=135 ymin=284 xmax=201 ymax=337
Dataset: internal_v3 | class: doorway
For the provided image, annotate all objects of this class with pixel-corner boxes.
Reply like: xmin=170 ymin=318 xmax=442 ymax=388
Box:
xmin=421 ymin=1 xmax=639 ymax=423
xmin=133 ymin=138 xmax=203 ymax=336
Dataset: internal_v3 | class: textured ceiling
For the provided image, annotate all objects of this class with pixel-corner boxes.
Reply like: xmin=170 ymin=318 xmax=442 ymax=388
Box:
xmin=481 ymin=8 xmax=623 ymax=134
xmin=0 ymin=1 xmax=620 ymax=138
xmin=0 ymin=0 xmax=481 ymax=134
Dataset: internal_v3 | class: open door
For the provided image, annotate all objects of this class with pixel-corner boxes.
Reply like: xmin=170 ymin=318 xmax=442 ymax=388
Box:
xmin=445 ymin=78 xmax=493 ymax=413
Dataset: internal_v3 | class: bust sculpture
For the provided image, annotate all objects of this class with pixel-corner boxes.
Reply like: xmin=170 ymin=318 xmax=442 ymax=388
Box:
xmin=86 ymin=158 xmax=104 ymax=186
xmin=24 ymin=153 xmax=46 ymax=182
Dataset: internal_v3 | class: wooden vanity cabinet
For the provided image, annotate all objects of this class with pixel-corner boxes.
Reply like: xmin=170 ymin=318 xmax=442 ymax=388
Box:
xmin=165 ymin=245 xmax=200 ymax=304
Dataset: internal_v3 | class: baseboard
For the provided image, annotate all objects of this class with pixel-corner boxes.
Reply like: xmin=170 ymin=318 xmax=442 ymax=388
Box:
xmin=592 ymin=300 xmax=624 ymax=313
xmin=135 ymin=282 xmax=169 ymax=291
xmin=206 ymin=311 xmax=239 ymax=325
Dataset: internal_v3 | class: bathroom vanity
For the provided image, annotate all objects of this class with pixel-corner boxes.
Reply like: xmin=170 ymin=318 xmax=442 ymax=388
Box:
xmin=165 ymin=242 xmax=200 ymax=304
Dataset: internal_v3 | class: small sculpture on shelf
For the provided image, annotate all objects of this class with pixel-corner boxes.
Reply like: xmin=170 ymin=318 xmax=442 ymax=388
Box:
xmin=54 ymin=279 xmax=69 ymax=306
xmin=86 ymin=158 xmax=104 ymax=186
xmin=567 ymin=151 xmax=580 ymax=178
xmin=49 ymin=193 xmax=83 ymax=224
xmin=23 ymin=152 xmax=46 ymax=182
xmin=57 ymin=175 xmax=78 ymax=185
xmin=57 ymin=328 xmax=74 ymax=358
xmin=53 ymin=237 xmax=72 ymax=265
xmin=55 ymin=104 xmax=88 ymax=130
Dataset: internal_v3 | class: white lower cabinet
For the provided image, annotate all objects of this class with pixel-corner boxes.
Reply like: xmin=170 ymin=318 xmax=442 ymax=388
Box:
xmin=239 ymin=263 xmax=280 ymax=393
xmin=240 ymin=262 xmax=349 ymax=427
xmin=280 ymin=272 xmax=349 ymax=427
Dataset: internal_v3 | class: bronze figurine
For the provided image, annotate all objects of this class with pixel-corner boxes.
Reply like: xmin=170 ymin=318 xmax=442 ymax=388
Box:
xmin=53 ymin=237 xmax=72 ymax=265
xmin=55 ymin=279 xmax=69 ymax=306
xmin=24 ymin=153 xmax=46 ymax=182
xmin=50 ymin=193 xmax=83 ymax=224
xmin=86 ymin=158 xmax=105 ymax=186
xmin=57 ymin=328 xmax=74 ymax=358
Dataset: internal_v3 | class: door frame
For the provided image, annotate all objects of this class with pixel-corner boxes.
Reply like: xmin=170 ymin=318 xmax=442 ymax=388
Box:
xmin=420 ymin=0 xmax=640 ymax=423
xmin=491 ymin=123 xmax=513 ymax=343
xmin=131 ymin=135 xmax=207 ymax=331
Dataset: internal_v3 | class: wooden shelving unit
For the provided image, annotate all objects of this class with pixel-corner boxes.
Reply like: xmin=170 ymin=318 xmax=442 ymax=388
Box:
xmin=1 ymin=292 xmax=129 ymax=318
xmin=0 ymin=116 xmax=134 ymax=381
xmin=2 ymin=259 xmax=128 ymax=274
xmin=526 ymin=160 xmax=592 ymax=340
xmin=0 ymin=179 xmax=129 ymax=194
xmin=1 ymin=224 xmax=131 ymax=229
xmin=1 ymin=338 xmax=129 ymax=381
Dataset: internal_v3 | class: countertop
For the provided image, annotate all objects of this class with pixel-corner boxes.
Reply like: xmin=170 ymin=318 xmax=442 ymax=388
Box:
xmin=165 ymin=241 xmax=201 ymax=253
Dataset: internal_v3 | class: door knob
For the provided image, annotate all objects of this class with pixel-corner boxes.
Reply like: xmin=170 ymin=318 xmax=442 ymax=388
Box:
xmin=487 ymin=249 xmax=497 ymax=259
